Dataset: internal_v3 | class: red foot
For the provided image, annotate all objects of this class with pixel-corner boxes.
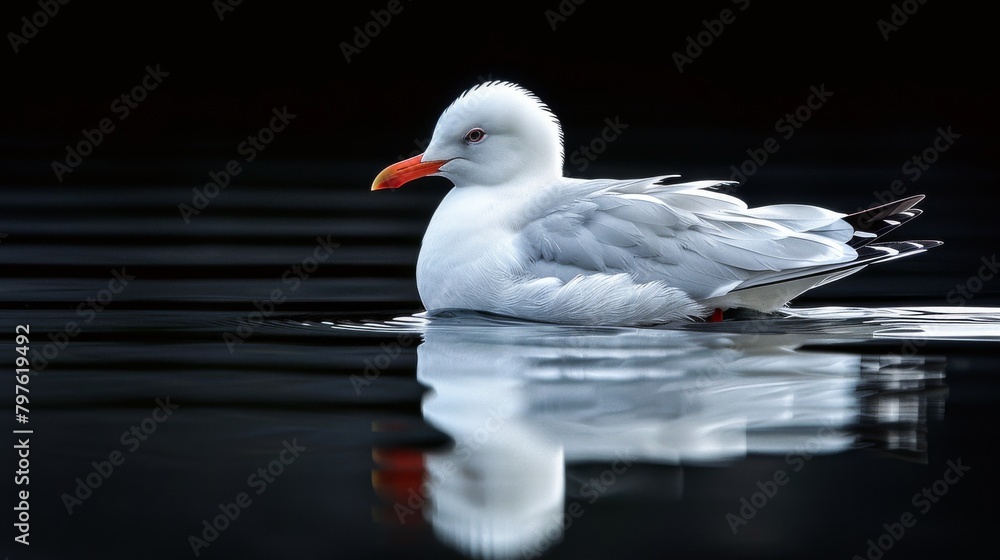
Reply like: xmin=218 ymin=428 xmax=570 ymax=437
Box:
xmin=709 ymin=308 xmax=724 ymax=322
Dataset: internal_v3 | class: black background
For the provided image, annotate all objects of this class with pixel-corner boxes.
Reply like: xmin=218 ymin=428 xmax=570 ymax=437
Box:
xmin=3 ymin=1 xmax=994 ymax=177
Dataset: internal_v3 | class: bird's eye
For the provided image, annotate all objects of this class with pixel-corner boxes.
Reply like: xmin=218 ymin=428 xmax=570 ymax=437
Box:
xmin=464 ymin=128 xmax=486 ymax=143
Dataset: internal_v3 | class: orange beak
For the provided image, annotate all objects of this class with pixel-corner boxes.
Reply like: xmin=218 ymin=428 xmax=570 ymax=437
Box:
xmin=371 ymin=153 xmax=448 ymax=191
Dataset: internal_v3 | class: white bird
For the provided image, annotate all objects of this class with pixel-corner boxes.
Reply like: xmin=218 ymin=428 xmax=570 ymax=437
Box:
xmin=372 ymin=81 xmax=940 ymax=326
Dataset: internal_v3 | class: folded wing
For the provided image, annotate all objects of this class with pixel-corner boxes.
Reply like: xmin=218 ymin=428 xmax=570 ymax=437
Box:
xmin=521 ymin=176 xmax=860 ymax=300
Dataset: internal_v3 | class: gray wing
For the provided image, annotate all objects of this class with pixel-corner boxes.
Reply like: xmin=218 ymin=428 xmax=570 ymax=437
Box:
xmin=520 ymin=176 xmax=857 ymax=300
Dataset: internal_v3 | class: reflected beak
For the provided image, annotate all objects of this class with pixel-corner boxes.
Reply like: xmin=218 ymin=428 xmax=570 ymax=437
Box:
xmin=371 ymin=153 xmax=448 ymax=191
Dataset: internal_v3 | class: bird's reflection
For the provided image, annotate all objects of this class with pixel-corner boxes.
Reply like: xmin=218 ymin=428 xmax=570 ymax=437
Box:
xmin=369 ymin=310 xmax=951 ymax=559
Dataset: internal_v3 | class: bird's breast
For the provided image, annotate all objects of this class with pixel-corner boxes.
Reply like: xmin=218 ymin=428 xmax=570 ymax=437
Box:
xmin=416 ymin=187 xmax=529 ymax=311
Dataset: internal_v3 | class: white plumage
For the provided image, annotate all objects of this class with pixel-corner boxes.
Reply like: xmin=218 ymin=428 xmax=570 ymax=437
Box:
xmin=372 ymin=81 xmax=939 ymax=326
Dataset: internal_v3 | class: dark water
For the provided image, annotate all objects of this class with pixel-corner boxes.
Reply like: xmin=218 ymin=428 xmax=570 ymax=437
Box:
xmin=4 ymin=165 xmax=1000 ymax=560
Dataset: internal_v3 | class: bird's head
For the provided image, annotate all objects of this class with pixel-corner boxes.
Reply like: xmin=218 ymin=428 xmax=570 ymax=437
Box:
xmin=372 ymin=81 xmax=564 ymax=191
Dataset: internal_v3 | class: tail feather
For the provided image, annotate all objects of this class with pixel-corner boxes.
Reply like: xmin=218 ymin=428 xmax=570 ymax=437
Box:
xmin=846 ymin=195 xmax=926 ymax=248
xmin=703 ymin=194 xmax=940 ymax=312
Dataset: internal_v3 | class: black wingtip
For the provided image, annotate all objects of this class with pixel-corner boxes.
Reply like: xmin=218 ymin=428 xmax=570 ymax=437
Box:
xmin=848 ymin=194 xmax=926 ymax=229
xmin=846 ymin=195 xmax=931 ymax=248
xmin=704 ymin=181 xmax=740 ymax=194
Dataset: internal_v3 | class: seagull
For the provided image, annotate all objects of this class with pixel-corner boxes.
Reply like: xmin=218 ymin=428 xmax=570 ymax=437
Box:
xmin=371 ymin=81 xmax=940 ymax=326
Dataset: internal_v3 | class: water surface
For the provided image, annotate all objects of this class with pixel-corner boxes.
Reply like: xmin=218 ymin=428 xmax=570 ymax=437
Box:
xmin=3 ymin=175 xmax=999 ymax=559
